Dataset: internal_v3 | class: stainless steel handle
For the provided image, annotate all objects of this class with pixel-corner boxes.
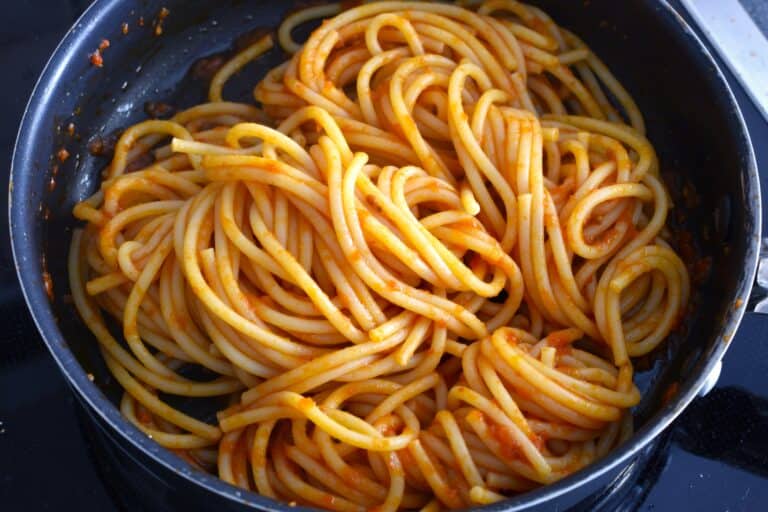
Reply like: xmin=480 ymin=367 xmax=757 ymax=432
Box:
xmin=699 ymin=239 xmax=768 ymax=397
xmin=748 ymin=238 xmax=768 ymax=314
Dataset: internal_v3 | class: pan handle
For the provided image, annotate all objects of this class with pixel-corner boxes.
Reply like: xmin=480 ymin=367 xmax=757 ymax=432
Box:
xmin=698 ymin=239 xmax=768 ymax=398
xmin=747 ymin=238 xmax=768 ymax=314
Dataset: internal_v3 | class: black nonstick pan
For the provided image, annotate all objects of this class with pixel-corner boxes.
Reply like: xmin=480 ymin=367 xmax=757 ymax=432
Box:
xmin=9 ymin=1 xmax=766 ymax=510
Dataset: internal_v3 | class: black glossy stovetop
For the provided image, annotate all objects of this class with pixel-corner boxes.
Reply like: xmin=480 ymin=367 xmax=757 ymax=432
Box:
xmin=1 ymin=1 xmax=768 ymax=510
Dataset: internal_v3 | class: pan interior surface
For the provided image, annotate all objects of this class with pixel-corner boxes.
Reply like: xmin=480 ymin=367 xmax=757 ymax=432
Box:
xmin=10 ymin=0 xmax=759 ymax=510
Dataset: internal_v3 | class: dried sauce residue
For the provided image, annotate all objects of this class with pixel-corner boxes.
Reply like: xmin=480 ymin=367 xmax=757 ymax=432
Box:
xmin=191 ymin=26 xmax=272 ymax=85
xmin=154 ymin=7 xmax=170 ymax=36
xmin=88 ymin=136 xmax=107 ymax=156
xmin=89 ymin=50 xmax=103 ymax=67
xmin=88 ymin=131 xmax=120 ymax=158
xmin=192 ymin=55 xmax=226 ymax=81
xmin=661 ymin=382 xmax=679 ymax=405
xmin=89 ymin=39 xmax=110 ymax=68
xmin=692 ymin=256 xmax=712 ymax=285
xmin=41 ymin=254 xmax=53 ymax=300
xmin=47 ymin=164 xmax=60 ymax=193
xmin=144 ymin=101 xmax=175 ymax=119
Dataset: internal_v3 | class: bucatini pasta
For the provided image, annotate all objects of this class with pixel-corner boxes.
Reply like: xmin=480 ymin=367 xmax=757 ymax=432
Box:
xmin=69 ymin=1 xmax=689 ymax=510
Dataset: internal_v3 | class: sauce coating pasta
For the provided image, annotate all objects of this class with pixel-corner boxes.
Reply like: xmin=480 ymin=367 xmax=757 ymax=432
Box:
xmin=69 ymin=2 xmax=689 ymax=510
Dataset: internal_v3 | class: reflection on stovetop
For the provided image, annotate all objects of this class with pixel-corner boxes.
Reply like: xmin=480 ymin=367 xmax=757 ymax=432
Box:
xmin=1 ymin=1 xmax=768 ymax=511
xmin=676 ymin=386 xmax=768 ymax=479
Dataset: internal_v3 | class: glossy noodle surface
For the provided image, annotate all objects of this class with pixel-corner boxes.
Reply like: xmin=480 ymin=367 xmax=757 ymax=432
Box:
xmin=69 ymin=1 xmax=689 ymax=509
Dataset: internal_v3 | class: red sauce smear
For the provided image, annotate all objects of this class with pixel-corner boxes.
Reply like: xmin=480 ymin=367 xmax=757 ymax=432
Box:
xmin=662 ymin=382 xmax=679 ymax=406
xmin=42 ymin=271 xmax=54 ymax=300
xmin=89 ymin=50 xmax=104 ymax=68
xmin=488 ymin=421 xmax=523 ymax=461
xmin=154 ymin=7 xmax=170 ymax=36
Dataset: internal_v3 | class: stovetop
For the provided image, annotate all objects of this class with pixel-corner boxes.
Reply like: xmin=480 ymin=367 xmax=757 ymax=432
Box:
xmin=1 ymin=1 xmax=767 ymax=510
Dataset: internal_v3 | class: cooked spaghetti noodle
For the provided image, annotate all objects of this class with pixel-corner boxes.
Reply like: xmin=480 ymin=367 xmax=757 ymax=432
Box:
xmin=69 ymin=1 xmax=689 ymax=510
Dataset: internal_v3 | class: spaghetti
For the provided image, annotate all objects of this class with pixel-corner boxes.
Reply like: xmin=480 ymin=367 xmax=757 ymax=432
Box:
xmin=69 ymin=1 xmax=689 ymax=510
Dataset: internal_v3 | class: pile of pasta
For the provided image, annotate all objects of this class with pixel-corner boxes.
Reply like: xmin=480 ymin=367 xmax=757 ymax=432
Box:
xmin=69 ymin=1 xmax=689 ymax=510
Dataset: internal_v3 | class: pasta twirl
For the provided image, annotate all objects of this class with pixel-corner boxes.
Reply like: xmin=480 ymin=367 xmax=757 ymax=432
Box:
xmin=69 ymin=1 xmax=689 ymax=510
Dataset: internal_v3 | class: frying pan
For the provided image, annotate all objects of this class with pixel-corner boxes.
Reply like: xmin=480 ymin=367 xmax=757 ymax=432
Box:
xmin=8 ymin=0 xmax=767 ymax=510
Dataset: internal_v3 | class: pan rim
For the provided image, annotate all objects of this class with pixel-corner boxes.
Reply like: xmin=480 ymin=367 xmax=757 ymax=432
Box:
xmin=8 ymin=0 xmax=761 ymax=510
